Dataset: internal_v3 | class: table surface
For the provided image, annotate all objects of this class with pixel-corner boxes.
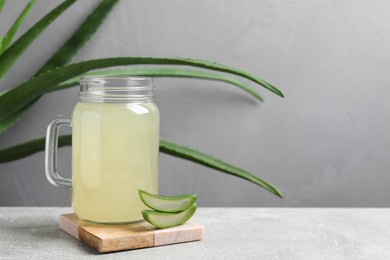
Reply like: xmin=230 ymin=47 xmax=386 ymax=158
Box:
xmin=0 ymin=207 xmax=389 ymax=259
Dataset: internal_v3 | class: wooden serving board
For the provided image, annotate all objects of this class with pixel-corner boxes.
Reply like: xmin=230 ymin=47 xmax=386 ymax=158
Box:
xmin=59 ymin=213 xmax=204 ymax=253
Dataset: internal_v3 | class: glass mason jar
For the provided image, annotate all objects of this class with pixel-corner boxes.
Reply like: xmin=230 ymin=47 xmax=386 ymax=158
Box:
xmin=45 ymin=76 xmax=159 ymax=223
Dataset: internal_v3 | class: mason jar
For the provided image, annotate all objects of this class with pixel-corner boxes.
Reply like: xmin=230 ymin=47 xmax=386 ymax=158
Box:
xmin=45 ymin=76 xmax=159 ymax=223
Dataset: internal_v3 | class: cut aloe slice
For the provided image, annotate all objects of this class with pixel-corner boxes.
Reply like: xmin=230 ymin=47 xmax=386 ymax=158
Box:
xmin=138 ymin=189 xmax=197 ymax=213
xmin=142 ymin=203 xmax=197 ymax=229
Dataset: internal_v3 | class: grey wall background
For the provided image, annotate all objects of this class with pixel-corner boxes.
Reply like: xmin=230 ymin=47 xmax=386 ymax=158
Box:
xmin=0 ymin=0 xmax=389 ymax=207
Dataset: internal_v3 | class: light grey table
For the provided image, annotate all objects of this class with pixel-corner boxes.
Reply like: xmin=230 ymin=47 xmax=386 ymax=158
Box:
xmin=0 ymin=208 xmax=389 ymax=259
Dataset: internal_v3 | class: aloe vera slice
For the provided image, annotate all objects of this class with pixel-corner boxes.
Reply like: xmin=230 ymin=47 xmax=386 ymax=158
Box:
xmin=142 ymin=204 xmax=197 ymax=229
xmin=139 ymin=189 xmax=197 ymax=213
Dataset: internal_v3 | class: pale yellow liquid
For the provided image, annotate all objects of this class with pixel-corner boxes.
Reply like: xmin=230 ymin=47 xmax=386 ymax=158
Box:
xmin=71 ymin=102 xmax=159 ymax=223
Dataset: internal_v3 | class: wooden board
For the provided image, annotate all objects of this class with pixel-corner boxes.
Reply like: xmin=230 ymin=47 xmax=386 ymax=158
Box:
xmin=59 ymin=213 xmax=204 ymax=253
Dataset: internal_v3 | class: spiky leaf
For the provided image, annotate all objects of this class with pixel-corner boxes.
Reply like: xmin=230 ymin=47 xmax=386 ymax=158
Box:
xmin=1 ymin=0 xmax=37 ymax=52
xmin=50 ymin=68 xmax=263 ymax=101
xmin=0 ymin=136 xmax=283 ymax=198
xmin=160 ymin=139 xmax=283 ymax=198
xmin=0 ymin=0 xmax=6 ymax=13
xmin=35 ymin=0 xmax=119 ymax=75
xmin=0 ymin=0 xmax=76 ymax=81
xmin=0 ymin=0 xmax=119 ymax=132
xmin=0 ymin=57 xmax=283 ymax=121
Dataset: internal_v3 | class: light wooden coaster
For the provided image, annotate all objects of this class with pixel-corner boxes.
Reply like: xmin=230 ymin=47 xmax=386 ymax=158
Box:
xmin=59 ymin=213 xmax=204 ymax=253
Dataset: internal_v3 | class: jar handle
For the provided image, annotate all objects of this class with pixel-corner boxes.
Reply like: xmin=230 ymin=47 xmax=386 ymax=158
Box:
xmin=45 ymin=116 xmax=72 ymax=189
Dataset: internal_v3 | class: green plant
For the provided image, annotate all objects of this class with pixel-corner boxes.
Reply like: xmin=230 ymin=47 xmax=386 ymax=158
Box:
xmin=0 ymin=0 xmax=284 ymax=198
xmin=139 ymin=189 xmax=197 ymax=213
xmin=139 ymin=190 xmax=198 ymax=228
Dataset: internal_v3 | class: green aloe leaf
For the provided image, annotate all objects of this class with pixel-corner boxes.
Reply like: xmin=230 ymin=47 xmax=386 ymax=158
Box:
xmin=1 ymin=0 xmax=37 ymax=53
xmin=0 ymin=67 xmax=262 ymax=135
xmin=0 ymin=0 xmax=76 ymax=82
xmin=0 ymin=0 xmax=119 ymax=133
xmin=0 ymin=0 xmax=6 ymax=13
xmin=139 ymin=189 xmax=197 ymax=213
xmin=35 ymin=0 xmax=119 ymax=75
xmin=0 ymin=57 xmax=283 ymax=121
xmin=142 ymin=204 xmax=197 ymax=229
xmin=0 ymin=136 xmax=283 ymax=198
xmin=50 ymin=68 xmax=263 ymax=101
xmin=0 ymin=101 xmax=32 ymax=134
xmin=160 ymin=140 xmax=283 ymax=198
xmin=0 ymin=89 xmax=35 ymax=134
xmin=0 ymin=135 xmax=70 ymax=163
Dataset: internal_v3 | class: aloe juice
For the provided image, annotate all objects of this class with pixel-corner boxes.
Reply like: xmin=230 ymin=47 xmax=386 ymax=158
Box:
xmin=71 ymin=102 xmax=159 ymax=223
